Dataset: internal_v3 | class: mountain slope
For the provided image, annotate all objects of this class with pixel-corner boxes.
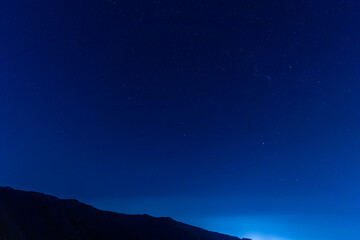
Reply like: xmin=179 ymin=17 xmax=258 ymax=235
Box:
xmin=0 ymin=187 xmax=250 ymax=240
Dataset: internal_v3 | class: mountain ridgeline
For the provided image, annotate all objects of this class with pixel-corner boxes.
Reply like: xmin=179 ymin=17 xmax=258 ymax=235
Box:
xmin=0 ymin=187 xmax=250 ymax=240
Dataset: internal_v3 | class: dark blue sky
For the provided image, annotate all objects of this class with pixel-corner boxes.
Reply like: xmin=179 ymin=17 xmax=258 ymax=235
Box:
xmin=1 ymin=1 xmax=360 ymax=239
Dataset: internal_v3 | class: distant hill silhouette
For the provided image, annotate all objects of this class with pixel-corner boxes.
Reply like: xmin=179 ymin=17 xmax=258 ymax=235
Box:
xmin=0 ymin=187 xmax=250 ymax=240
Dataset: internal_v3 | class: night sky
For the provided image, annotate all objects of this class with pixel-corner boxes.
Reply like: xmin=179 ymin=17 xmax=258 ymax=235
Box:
xmin=1 ymin=1 xmax=360 ymax=239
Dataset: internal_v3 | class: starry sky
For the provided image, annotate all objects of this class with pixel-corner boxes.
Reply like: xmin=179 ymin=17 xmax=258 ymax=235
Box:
xmin=1 ymin=1 xmax=360 ymax=239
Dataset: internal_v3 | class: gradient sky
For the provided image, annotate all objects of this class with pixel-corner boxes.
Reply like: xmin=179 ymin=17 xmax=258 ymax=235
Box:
xmin=1 ymin=1 xmax=360 ymax=239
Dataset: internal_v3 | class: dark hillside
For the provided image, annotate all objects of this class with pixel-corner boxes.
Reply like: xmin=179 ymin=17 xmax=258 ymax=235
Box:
xmin=0 ymin=187 xmax=250 ymax=240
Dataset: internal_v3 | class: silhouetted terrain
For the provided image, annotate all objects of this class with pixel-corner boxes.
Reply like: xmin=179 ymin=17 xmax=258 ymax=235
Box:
xmin=0 ymin=187 xmax=250 ymax=240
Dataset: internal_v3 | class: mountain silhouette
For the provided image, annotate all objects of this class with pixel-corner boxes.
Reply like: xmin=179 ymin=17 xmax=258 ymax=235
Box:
xmin=0 ymin=187 xmax=250 ymax=240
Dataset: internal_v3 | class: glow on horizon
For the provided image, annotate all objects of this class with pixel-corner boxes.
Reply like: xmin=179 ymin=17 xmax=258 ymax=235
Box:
xmin=245 ymin=233 xmax=291 ymax=240
xmin=179 ymin=215 xmax=297 ymax=240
